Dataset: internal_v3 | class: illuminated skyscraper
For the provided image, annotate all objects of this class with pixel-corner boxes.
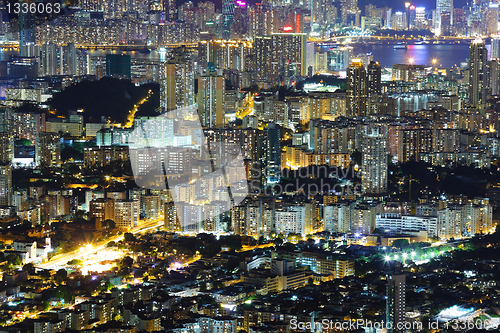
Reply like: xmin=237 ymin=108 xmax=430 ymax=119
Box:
xmin=346 ymin=59 xmax=367 ymax=117
xmin=361 ymin=128 xmax=388 ymax=194
xmin=163 ymin=0 xmax=176 ymax=21
xmin=435 ymin=0 xmax=453 ymax=35
xmin=490 ymin=60 xmax=500 ymax=96
xmin=0 ymin=133 xmax=13 ymax=165
xmin=271 ymin=32 xmax=307 ymax=78
xmin=254 ymin=36 xmax=272 ymax=80
xmin=114 ymin=200 xmax=140 ymax=230
xmin=198 ymin=40 xmax=252 ymax=71
xmin=35 ymin=132 xmax=61 ymax=168
xmin=160 ymin=47 xmax=194 ymax=114
xmin=469 ymin=39 xmax=487 ymax=109
xmin=40 ymin=43 xmax=59 ymax=76
xmin=61 ymin=43 xmax=78 ymax=76
xmin=90 ymin=198 xmax=115 ymax=231
xmin=487 ymin=3 xmax=499 ymax=36
xmin=198 ymin=68 xmax=225 ymax=128
xmin=440 ymin=12 xmax=451 ymax=36
xmin=266 ymin=123 xmax=281 ymax=184
xmin=0 ymin=165 xmax=12 ymax=206
xmin=408 ymin=5 xmax=416 ymax=29
xmin=198 ymin=1 xmax=215 ymax=24
xmin=19 ymin=10 xmax=36 ymax=57
xmin=327 ymin=46 xmax=353 ymax=71
xmin=222 ymin=0 xmax=236 ymax=39
xmin=165 ymin=201 xmax=181 ymax=232
xmin=254 ymin=33 xmax=306 ymax=81
xmin=386 ymin=274 xmax=406 ymax=333
xmin=367 ymin=61 xmax=381 ymax=97
xmin=415 ymin=7 xmax=426 ymax=29
xmin=492 ymin=38 xmax=500 ymax=60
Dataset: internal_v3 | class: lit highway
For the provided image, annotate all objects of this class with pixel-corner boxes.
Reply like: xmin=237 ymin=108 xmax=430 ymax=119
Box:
xmin=236 ymin=93 xmax=256 ymax=119
xmin=36 ymin=217 xmax=164 ymax=271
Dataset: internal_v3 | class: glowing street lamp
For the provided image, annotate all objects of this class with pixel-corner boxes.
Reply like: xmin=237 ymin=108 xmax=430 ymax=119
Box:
xmin=402 ymin=253 xmax=408 ymax=259
xmin=408 ymin=57 xmax=414 ymax=65
xmin=432 ymin=58 xmax=437 ymax=65
xmin=384 ymin=255 xmax=391 ymax=261
xmin=411 ymin=251 xmax=416 ymax=257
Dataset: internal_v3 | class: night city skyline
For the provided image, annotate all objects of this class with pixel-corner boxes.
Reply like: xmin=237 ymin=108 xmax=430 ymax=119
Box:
xmin=0 ymin=0 xmax=499 ymax=333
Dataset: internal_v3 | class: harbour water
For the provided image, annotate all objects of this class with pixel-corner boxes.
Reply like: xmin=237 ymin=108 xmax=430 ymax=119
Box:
xmin=0 ymin=42 xmax=476 ymax=69
xmin=353 ymin=43 xmax=473 ymax=69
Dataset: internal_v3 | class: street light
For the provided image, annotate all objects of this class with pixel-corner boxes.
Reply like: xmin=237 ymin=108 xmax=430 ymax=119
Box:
xmin=432 ymin=58 xmax=437 ymax=65
xmin=408 ymin=57 xmax=414 ymax=65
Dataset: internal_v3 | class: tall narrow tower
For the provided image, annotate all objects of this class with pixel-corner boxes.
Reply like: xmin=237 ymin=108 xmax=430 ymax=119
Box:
xmin=0 ymin=164 xmax=12 ymax=206
xmin=222 ymin=0 xmax=236 ymax=39
xmin=361 ymin=128 xmax=388 ymax=195
xmin=468 ymin=39 xmax=487 ymax=109
xmin=198 ymin=67 xmax=225 ymax=128
xmin=346 ymin=59 xmax=367 ymax=117
xmin=19 ymin=9 xmax=36 ymax=57
xmin=386 ymin=274 xmax=406 ymax=333
xmin=367 ymin=61 xmax=381 ymax=97
xmin=266 ymin=123 xmax=281 ymax=185
xmin=160 ymin=47 xmax=194 ymax=115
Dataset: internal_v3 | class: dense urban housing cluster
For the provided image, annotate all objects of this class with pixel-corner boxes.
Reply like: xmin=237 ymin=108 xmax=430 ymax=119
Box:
xmin=0 ymin=0 xmax=499 ymax=332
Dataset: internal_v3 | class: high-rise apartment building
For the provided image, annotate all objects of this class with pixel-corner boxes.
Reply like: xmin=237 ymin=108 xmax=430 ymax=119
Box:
xmin=19 ymin=10 xmax=36 ymax=57
xmin=367 ymin=61 xmax=381 ymax=97
xmin=0 ymin=165 xmax=12 ymax=206
xmin=386 ymin=274 xmax=406 ymax=333
xmin=492 ymin=38 xmax=500 ymax=60
xmin=90 ymin=198 xmax=115 ymax=231
xmin=165 ymin=201 xmax=180 ymax=232
xmin=114 ymin=200 xmax=140 ymax=230
xmin=163 ymin=0 xmax=176 ymax=21
xmin=469 ymin=39 xmax=487 ymax=109
xmin=266 ymin=123 xmax=281 ymax=184
xmin=222 ymin=0 xmax=235 ymax=39
xmin=198 ymin=69 xmax=225 ymax=128
xmin=327 ymin=46 xmax=353 ymax=71
xmin=438 ymin=206 xmax=464 ymax=239
xmin=254 ymin=36 xmax=273 ymax=80
xmin=35 ymin=132 xmax=61 ymax=168
xmin=362 ymin=129 xmax=388 ymax=195
xmin=489 ymin=60 xmax=500 ymax=96
xmin=198 ymin=40 xmax=252 ymax=71
xmin=60 ymin=43 xmax=78 ymax=76
xmin=398 ymin=129 xmax=433 ymax=163
xmin=435 ymin=0 xmax=453 ymax=36
xmin=346 ymin=59 xmax=367 ymax=117
xmin=254 ymin=33 xmax=306 ymax=81
xmin=487 ymin=3 xmax=499 ymax=36
xmin=40 ymin=42 xmax=59 ymax=76
xmin=465 ymin=202 xmax=493 ymax=236
xmin=160 ymin=47 xmax=194 ymax=114
xmin=0 ymin=133 xmax=13 ymax=165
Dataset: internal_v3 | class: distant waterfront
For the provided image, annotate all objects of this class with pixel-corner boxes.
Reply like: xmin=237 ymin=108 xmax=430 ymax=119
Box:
xmin=352 ymin=43 xmax=472 ymax=69
xmin=0 ymin=42 xmax=476 ymax=70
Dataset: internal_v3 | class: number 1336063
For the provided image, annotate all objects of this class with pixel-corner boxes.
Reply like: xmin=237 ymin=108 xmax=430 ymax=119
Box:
xmin=7 ymin=2 xmax=61 ymax=14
